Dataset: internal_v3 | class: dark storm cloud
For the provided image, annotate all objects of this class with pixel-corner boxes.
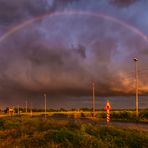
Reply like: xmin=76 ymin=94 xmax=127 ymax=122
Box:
xmin=110 ymin=0 xmax=137 ymax=7
xmin=0 ymin=0 xmax=80 ymax=24
xmin=0 ymin=0 xmax=148 ymax=107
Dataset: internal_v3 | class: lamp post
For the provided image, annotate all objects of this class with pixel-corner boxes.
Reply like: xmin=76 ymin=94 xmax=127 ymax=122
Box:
xmin=92 ymin=82 xmax=95 ymax=117
xmin=30 ymin=102 xmax=32 ymax=117
xmin=18 ymin=105 xmax=19 ymax=115
xmin=25 ymin=100 xmax=28 ymax=113
xmin=44 ymin=93 xmax=47 ymax=119
xmin=133 ymin=58 xmax=139 ymax=117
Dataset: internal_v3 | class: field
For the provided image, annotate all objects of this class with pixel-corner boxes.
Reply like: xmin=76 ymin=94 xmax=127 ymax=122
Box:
xmin=0 ymin=116 xmax=148 ymax=148
xmin=8 ymin=109 xmax=148 ymax=122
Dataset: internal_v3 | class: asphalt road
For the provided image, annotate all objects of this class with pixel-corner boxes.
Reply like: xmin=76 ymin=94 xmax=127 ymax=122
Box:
xmin=108 ymin=121 xmax=148 ymax=131
xmin=45 ymin=116 xmax=148 ymax=132
xmin=1 ymin=114 xmax=148 ymax=131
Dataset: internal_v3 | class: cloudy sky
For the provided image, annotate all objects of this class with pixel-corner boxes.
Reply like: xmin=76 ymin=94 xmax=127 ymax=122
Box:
xmin=0 ymin=0 xmax=148 ymax=107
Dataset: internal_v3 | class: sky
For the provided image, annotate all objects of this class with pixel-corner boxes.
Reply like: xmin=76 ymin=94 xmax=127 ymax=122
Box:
xmin=0 ymin=0 xmax=148 ymax=108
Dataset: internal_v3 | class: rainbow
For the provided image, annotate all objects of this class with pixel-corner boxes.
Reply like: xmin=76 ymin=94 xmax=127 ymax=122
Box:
xmin=0 ymin=10 xmax=147 ymax=43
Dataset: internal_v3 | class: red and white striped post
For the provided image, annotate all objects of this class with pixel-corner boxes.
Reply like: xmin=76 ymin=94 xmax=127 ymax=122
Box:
xmin=104 ymin=100 xmax=112 ymax=123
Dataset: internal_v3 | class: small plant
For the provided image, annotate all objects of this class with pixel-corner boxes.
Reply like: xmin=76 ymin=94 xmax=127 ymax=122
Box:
xmin=0 ymin=118 xmax=5 ymax=129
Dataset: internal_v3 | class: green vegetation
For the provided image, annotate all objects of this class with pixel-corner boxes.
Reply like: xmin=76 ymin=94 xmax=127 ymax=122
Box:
xmin=0 ymin=117 xmax=147 ymax=148
xmin=2 ymin=109 xmax=148 ymax=123
xmin=96 ymin=110 xmax=148 ymax=122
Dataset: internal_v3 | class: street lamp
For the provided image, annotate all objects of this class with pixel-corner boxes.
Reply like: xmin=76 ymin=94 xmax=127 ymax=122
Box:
xmin=92 ymin=82 xmax=96 ymax=117
xmin=44 ymin=93 xmax=47 ymax=119
xmin=133 ymin=58 xmax=139 ymax=117
xmin=30 ymin=102 xmax=32 ymax=117
xmin=25 ymin=100 xmax=28 ymax=113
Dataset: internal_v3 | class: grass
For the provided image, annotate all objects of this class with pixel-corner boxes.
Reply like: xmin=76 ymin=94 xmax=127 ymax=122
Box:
xmin=0 ymin=117 xmax=147 ymax=148
xmin=2 ymin=109 xmax=148 ymax=123
xmin=96 ymin=110 xmax=148 ymax=122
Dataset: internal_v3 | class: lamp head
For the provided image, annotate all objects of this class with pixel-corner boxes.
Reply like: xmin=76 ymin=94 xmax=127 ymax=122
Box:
xmin=133 ymin=58 xmax=138 ymax=61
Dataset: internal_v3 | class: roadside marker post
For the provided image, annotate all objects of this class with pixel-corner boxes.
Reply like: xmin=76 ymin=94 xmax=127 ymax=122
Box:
xmin=104 ymin=100 xmax=112 ymax=123
xmin=9 ymin=107 xmax=14 ymax=118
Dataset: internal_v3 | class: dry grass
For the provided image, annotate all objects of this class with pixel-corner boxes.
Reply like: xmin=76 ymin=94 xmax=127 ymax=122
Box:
xmin=0 ymin=117 xmax=147 ymax=148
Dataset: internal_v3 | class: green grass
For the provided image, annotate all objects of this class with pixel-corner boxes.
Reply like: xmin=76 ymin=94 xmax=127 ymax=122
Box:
xmin=0 ymin=117 xmax=147 ymax=148
xmin=96 ymin=110 xmax=148 ymax=122
xmin=2 ymin=109 xmax=148 ymax=124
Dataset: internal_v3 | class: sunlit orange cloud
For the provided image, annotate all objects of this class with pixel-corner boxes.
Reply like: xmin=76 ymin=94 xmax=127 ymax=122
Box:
xmin=139 ymin=85 xmax=148 ymax=94
xmin=112 ymin=72 xmax=148 ymax=95
xmin=111 ymin=72 xmax=135 ymax=94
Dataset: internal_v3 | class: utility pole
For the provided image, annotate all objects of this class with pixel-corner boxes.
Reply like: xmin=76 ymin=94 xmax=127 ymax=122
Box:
xmin=92 ymin=82 xmax=96 ymax=117
xmin=25 ymin=101 xmax=28 ymax=113
xmin=44 ymin=93 xmax=47 ymax=119
xmin=30 ymin=102 xmax=32 ymax=117
xmin=18 ymin=105 xmax=20 ymax=115
xmin=133 ymin=58 xmax=139 ymax=118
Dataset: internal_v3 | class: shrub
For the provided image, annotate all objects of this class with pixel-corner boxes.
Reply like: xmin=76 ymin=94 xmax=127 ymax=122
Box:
xmin=139 ymin=110 xmax=148 ymax=119
xmin=111 ymin=111 xmax=135 ymax=120
xmin=0 ymin=118 xmax=5 ymax=129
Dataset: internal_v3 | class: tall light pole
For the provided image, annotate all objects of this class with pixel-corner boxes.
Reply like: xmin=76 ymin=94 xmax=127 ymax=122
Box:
xmin=44 ymin=93 xmax=47 ymax=119
xmin=30 ymin=102 xmax=32 ymax=117
xmin=92 ymin=82 xmax=96 ymax=117
xmin=18 ymin=105 xmax=20 ymax=115
xmin=25 ymin=100 xmax=28 ymax=113
xmin=133 ymin=58 xmax=139 ymax=117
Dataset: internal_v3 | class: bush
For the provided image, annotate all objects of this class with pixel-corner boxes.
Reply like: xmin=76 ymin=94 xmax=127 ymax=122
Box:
xmin=111 ymin=111 xmax=136 ymax=120
xmin=0 ymin=118 xmax=5 ymax=129
xmin=139 ymin=110 xmax=148 ymax=119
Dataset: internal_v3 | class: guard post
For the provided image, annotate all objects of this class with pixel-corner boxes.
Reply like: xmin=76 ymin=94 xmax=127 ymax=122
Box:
xmin=104 ymin=100 xmax=112 ymax=123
